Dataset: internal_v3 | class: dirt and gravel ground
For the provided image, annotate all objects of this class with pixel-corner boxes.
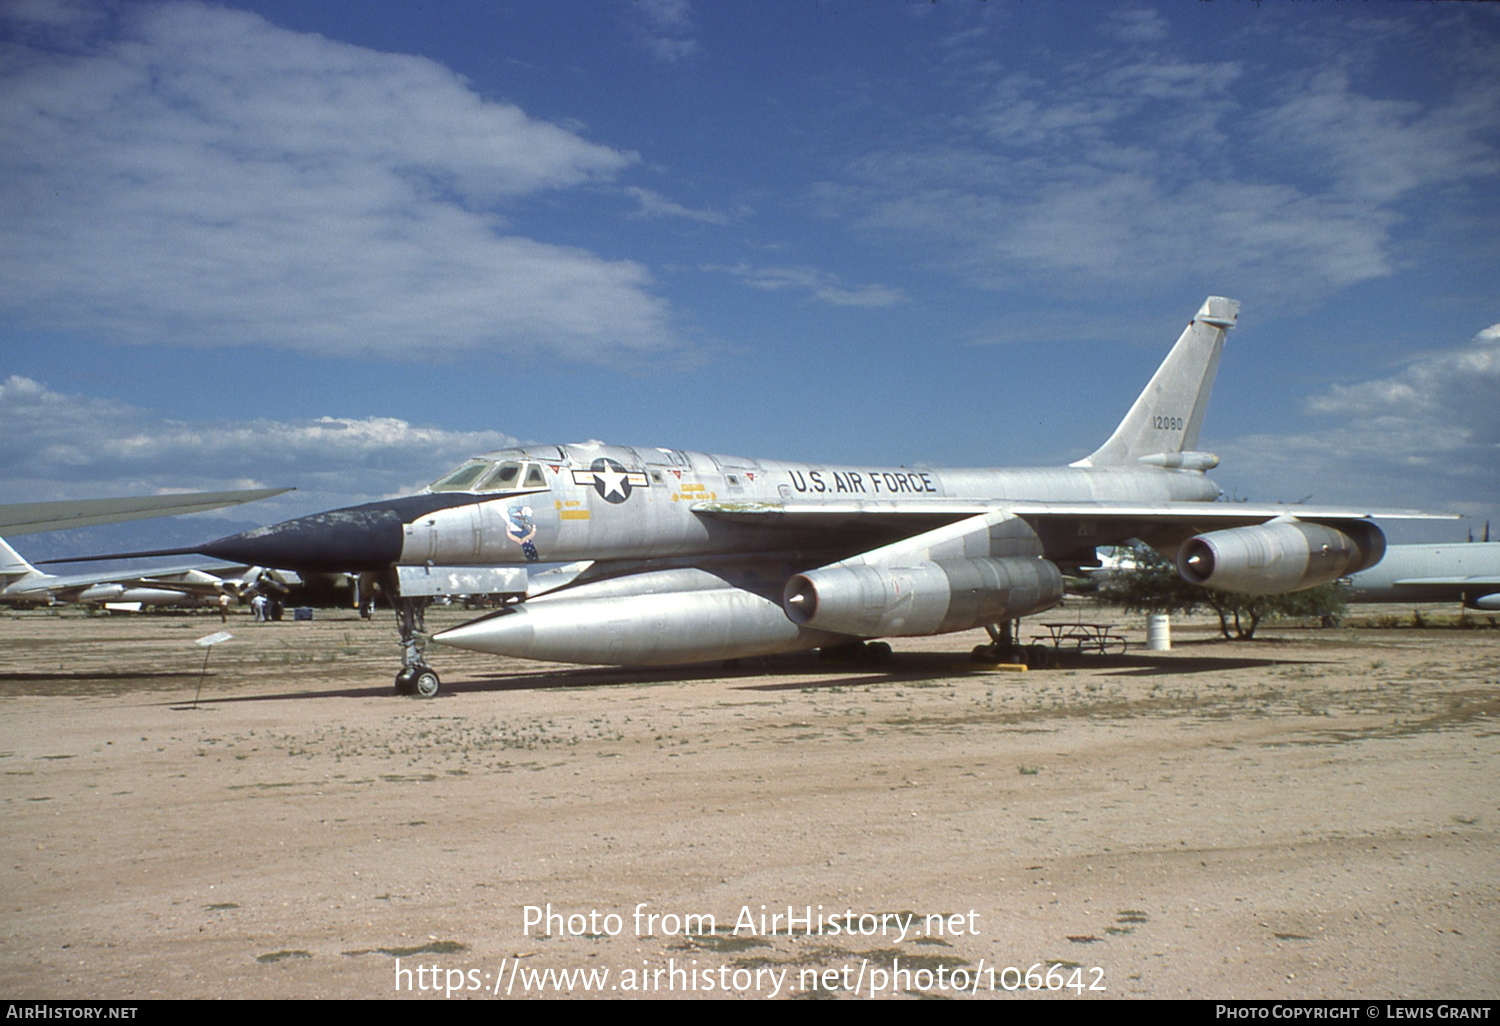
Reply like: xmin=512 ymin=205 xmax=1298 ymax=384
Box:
xmin=1 ymin=602 xmax=1495 ymax=1000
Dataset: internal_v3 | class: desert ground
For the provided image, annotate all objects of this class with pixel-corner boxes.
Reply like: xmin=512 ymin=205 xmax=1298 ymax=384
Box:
xmin=1 ymin=601 xmax=1495 ymax=1000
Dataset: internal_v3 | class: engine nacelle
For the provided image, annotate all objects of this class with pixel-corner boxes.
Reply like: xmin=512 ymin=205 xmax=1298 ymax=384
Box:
xmin=433 ymin=567 xmax=852 ymax=665
xmin=1177 ymin=519 xmax=1385 ymax=594
xmin=783 ymin=557 xmax=1064 ymax=637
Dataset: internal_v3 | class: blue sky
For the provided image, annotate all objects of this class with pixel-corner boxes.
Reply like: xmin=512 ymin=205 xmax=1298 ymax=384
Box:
xmin=2 ymin=0 xmax=1496 ymax=546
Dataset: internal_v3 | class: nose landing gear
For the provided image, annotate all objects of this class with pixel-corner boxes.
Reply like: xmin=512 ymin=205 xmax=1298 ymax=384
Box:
xmin=383 ymin=564 xmax=529 ymax=697
xmin=392 ymin=572 xmax=440 ymax=697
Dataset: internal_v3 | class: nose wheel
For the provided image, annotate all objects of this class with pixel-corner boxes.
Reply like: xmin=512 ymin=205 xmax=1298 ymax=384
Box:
xmin=395 ymin=664 xmax=441 ymax=697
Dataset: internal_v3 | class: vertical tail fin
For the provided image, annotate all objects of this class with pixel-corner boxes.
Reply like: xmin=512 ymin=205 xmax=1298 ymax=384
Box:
xmin=1072 ymin=296 xmax=1239 ymax=469
xmin=0 ymin=537 xmax=44 ymax=585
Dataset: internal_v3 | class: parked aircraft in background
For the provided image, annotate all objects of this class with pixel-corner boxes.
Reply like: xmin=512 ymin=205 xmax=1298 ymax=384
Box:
xmin=1343 ymin=542 xmax=1500 ymax=610
xmin=0 ymin=537 xmax=271 ymax=610
xmin=0 ymin=488 xmax=289 ymax=536
xmin=71 ymin=298 xmax=1449 ymax=695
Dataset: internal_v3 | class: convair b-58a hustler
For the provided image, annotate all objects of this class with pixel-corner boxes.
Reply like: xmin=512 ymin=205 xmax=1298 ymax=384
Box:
xmin=83 ymin=298 xmax=1443 ymax=695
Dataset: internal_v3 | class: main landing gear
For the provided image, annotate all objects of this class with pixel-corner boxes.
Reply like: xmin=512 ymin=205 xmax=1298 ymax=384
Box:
xmin=971 ymin=621 xmax=1051 ymax=670
xmin=391 ymin=572 xmax=440 ymax=697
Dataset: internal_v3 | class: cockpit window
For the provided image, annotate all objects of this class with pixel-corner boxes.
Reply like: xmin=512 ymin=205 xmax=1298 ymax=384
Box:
xmin=479 ymin=462 xmax=522 ymax=490
xmin=430 ymin=461 xmax=490 ymax=492
xmin=430 ymin=458 xmax=547 ymax=493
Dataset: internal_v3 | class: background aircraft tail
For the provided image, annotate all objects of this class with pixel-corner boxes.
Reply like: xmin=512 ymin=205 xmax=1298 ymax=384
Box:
xmin=0 ymin=537 xmax=46 ymax=587
xmin=1072 ymin=296 xmax=1239 ymax=469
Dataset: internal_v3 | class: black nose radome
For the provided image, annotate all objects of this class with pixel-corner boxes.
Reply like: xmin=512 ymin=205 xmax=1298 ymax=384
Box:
xmin=195 ymin=493 xmax=487 ymax=572
xmin=198 ymin=507 xmax=404 ymax=572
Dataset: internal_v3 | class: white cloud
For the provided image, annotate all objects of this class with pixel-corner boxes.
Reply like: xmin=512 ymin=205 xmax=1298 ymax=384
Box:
xmin=820 ymin=16 xmax=1499 ymax=306
xmin=1253 ymin=69 xmax=1500 ymax=205
xmin=632 ymin=0 xmax=700 ymax=63
xmin=621 ymin=186 xmax=733 ymax=224
xmin=2 ymin=0 xmax=100 ymax=29
xmin=0 ymin=375 xmax=518 ymax=518
xmin=1212 ymin=325 xmax=1500 ymax=518
xmin=635 ymin=0 xmax=694 ymax=33
xmin=1304 ymin=325 xmax=1500 ymax=449
xmin=0 ymin=1 xmax=681 ymax=363
xmin=1105 ymin=9 xmax=1169 ymax=45
xmin=708 ymin=263 xmax=907 ymax=308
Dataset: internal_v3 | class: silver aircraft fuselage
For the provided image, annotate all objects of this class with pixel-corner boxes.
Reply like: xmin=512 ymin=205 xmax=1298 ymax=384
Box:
xmin=396 ymin=445 xmax=1222 ymax=571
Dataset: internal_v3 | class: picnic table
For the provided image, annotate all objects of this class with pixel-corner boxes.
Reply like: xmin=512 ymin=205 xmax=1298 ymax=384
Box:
xmin=1035 ymin=622 xmax=1128 ymax=655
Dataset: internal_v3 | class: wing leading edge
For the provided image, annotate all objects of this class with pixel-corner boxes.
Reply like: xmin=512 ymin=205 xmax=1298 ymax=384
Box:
xmin=0 ymin=488 xmax=292 ymax=537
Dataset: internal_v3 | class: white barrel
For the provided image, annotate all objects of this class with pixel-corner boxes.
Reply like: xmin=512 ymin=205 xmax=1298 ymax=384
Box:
xmin=1146 ymin=614 xmax=1171 ymax=651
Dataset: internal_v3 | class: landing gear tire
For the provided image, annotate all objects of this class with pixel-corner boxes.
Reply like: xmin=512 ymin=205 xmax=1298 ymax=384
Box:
xmin=414 ymin=668 xmax=441 ymax=698
xmin=395 ymin=665 xmax=440 ymax=697
xmin=1026 ymin=644 xmax=1053 ymax=670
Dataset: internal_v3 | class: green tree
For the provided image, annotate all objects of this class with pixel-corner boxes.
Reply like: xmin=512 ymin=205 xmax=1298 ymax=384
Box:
xmin=1097 ymin=543 xmax=1345 ymax=640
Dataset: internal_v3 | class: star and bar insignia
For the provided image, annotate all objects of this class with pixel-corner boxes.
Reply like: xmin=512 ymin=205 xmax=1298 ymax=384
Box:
xmin=571 ymin=457 xmax=650 ymax=504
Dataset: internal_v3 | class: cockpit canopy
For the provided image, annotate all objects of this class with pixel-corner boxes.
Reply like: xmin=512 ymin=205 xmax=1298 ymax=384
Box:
xmin=429 ymin=451 xmax=549 ymax=493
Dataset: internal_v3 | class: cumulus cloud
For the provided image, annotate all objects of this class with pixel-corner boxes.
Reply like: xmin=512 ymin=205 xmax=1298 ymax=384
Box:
xmin=1213 ymin=325 xmax=1500 ymax=518
xmin=0 ymin=1 xmax=680 ymax=362
xmin=0 ymin=375 xmax=518 ymax=520
xmin=708 ymin=263 xmax=907 ymax=308
xmin=818 ymin=15 xmax=1499 ymax=306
